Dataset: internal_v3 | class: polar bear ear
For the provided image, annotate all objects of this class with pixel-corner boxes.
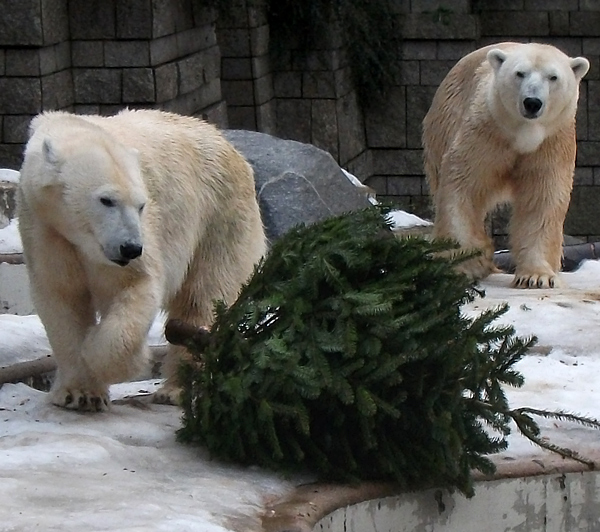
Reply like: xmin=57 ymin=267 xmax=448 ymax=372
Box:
xmin=39 ymin=138 xmax=63 ymax=187
xmin=42 ymin=138 xmax=60 ymax=166
xmin=487 ymin=49 xmax=508 ymax=73
xmin=570 ymin=57 xmax=590 ymax=81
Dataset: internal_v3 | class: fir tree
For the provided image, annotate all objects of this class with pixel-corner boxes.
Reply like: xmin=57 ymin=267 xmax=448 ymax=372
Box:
xmin=171 ymin=206 xmax=598 ymax=497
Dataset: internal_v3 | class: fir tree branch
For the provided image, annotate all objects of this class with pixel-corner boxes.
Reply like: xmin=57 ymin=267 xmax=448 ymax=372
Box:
xmin=509 ymin=409 xmax=596 ymax=469
xmin=512 ymin=407 xmax=600 ymax=431
xmin=465 ymin=400 xmax=599 ymax=469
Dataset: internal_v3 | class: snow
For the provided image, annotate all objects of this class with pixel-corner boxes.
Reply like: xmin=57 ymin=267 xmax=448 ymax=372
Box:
xmin=3 ymin=264 xmax=600 ymax=530
xmin=341 ymin=168 xmax=433 ymax=227
xmin=0 ymin=218 xmax=22 ymax=253
xmin=0 ymin=313 xmax=167 ymax=367
xmin=462 ymin=262 xmax=600 ymax=461
xmin=0 ymin=315 xmax=298 ymax=531
xmin=0 ymin=313 xmax=294 ymax=532
xmin=0 ymin=382 xmax=295 ymax=532
xmin=3 ymin=198 xmax=600 ymax=528
xmin=387 ymin=209 xmax=432 ymax=228
xmin=341 ymin=168 xmax=364 ymax=189
xmin=0 ymin=168 xmax=20 ymax=183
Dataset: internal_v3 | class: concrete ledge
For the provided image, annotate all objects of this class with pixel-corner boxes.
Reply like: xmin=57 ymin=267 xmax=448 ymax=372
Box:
xmin=262 ymin=449 xmax=600 ymax=532
xmin=314 ymin=469 xmax=600 ymax=531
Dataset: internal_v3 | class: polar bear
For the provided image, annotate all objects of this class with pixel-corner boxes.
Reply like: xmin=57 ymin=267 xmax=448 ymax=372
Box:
xmin=423 ymin=42 xmax=589 ymax=288
xmin=17 ymin=109 xmax=267 ymax=411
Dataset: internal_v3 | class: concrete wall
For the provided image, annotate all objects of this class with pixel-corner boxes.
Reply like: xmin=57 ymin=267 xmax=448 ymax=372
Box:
xmin=314 ymin=470 xmax=600 ymax=532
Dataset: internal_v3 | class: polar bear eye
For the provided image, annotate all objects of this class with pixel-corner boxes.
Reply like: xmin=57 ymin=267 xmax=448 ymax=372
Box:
xmin=549 ymin=74 xmax=558 ymax=81
xmin=516 ymin=71 xmax=525 ymax=78
xmin=138 ymin=203 xmax=146 ymax=214
xmin=100 ymin=197 xmax=116 ymax=207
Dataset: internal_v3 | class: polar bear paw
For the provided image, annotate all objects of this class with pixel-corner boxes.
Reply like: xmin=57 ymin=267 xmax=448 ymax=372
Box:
xmin=456 ymin=255 xmax=500 ymax=281
xmin=49 ymin=385 xmax=110 ymax=412
xmin=152 ymin=383 xmax=182 ymax=406
xmin=512 ymin=271 xmax=563 ymax=289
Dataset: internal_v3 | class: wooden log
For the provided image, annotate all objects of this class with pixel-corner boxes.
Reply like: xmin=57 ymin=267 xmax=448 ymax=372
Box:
xmin=0 ymin=253 xmax=24 ymax=265
xmin=0 ymin=345 xmax=168 ymax=385
xmin=0 ymin=355 xmax=56 ymax=384
xmin=164 ymin=319 xmax=211 ymax=351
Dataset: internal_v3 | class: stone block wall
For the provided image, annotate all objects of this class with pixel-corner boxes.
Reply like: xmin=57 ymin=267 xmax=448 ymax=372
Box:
xmin=217 ymin=0 xmax=276 ymax=134
xmin=0 ymin=0 xmax=71 ymax=168
xmin=68 ymin=0 xmax=224 ymax=121
xmin=3 ymin=0 xmax=600 ymax=241
xmin=269 ymin=29 xmax=369 ymax=177
xmin=365 ymin=0 xmax=479 ymax=221
xmin=217 ymin=2 xmax=368 ymax=175
xmin=0 ymin=0 xmax=226 ymax=170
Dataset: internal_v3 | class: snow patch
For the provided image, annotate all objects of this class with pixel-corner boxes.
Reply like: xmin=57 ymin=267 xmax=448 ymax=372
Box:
xmin=0 ymin=168 xmax=19 ymax=183
xmin=0 ymin=218 xmax=21 ymax=254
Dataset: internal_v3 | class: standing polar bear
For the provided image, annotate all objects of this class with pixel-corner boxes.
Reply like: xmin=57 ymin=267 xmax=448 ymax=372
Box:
xmin=423 ymin=42 xmax=589 ymax=288
xmin=18 ymin=109 xmax=267 ymax=411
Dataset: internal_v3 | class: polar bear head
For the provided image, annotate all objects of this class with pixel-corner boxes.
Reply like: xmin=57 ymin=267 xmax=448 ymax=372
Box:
xmin=33 ymin=123 xmax=149 ymax=268
xmin=486 ymin=43 xmax=589 ymax=128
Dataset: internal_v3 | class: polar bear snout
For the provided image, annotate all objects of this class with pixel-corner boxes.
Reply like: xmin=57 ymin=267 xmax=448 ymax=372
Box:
xmin=120 ymin=241 xmax=143 ymax=260
xmin=522 ymin=97 xmax=543 ymax=118
xmin=93 ymin=198 xmax=146 ymax=266
xmin=107 ymin=240 xmax=143 ymax=266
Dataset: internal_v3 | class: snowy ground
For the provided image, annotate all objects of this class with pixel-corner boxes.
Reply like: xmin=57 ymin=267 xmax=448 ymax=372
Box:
xmin=2 ymin=264 xmax=600 ymax=531
xmin=3 ymin=171 xmax=600 ymax=529
xmin=0 ymin=381 xmax=300 ymax=532
xmin=465 ymin=263 xmax=600 ymax=464
xmin=0 ymin=218 xmax=20 ymax=253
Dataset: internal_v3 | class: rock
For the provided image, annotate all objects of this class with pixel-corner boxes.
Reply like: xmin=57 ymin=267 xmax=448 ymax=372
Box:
xmin=224 ymin=130 xmax=372 ymax=242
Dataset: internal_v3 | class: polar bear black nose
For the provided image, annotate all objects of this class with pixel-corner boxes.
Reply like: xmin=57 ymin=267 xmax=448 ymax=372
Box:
xmin=523 ymin=97 xmax=543 ymax=115
xmin=120 ymin=242 xmax=143 ymax=260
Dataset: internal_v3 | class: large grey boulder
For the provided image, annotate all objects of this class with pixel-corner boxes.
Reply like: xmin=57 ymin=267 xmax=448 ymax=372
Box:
xmin=224 ymin=130 xmax=371 ymax=243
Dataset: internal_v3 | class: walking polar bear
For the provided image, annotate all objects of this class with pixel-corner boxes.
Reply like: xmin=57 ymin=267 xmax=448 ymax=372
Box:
xmin=18 ymin=109 xmax=267 ymax=411
xmin=423 ymin=42 xmax=589 ymax=288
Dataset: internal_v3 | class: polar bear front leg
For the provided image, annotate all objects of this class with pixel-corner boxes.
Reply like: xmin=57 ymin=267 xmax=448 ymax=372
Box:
xmin=433 ymin=187 xmax=498 ymax=280
xmin=44 ymin=311 xmax=110 ymax=412
xmin=509 ymin=159 xmax=572 ymax=289
xmin=509 ymin=204 xmax=566 ymax=289
xmin=21 ymin=230 xmax=107 ymax=410
xmin=81 ymin=275 xmax=160 ymax=393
